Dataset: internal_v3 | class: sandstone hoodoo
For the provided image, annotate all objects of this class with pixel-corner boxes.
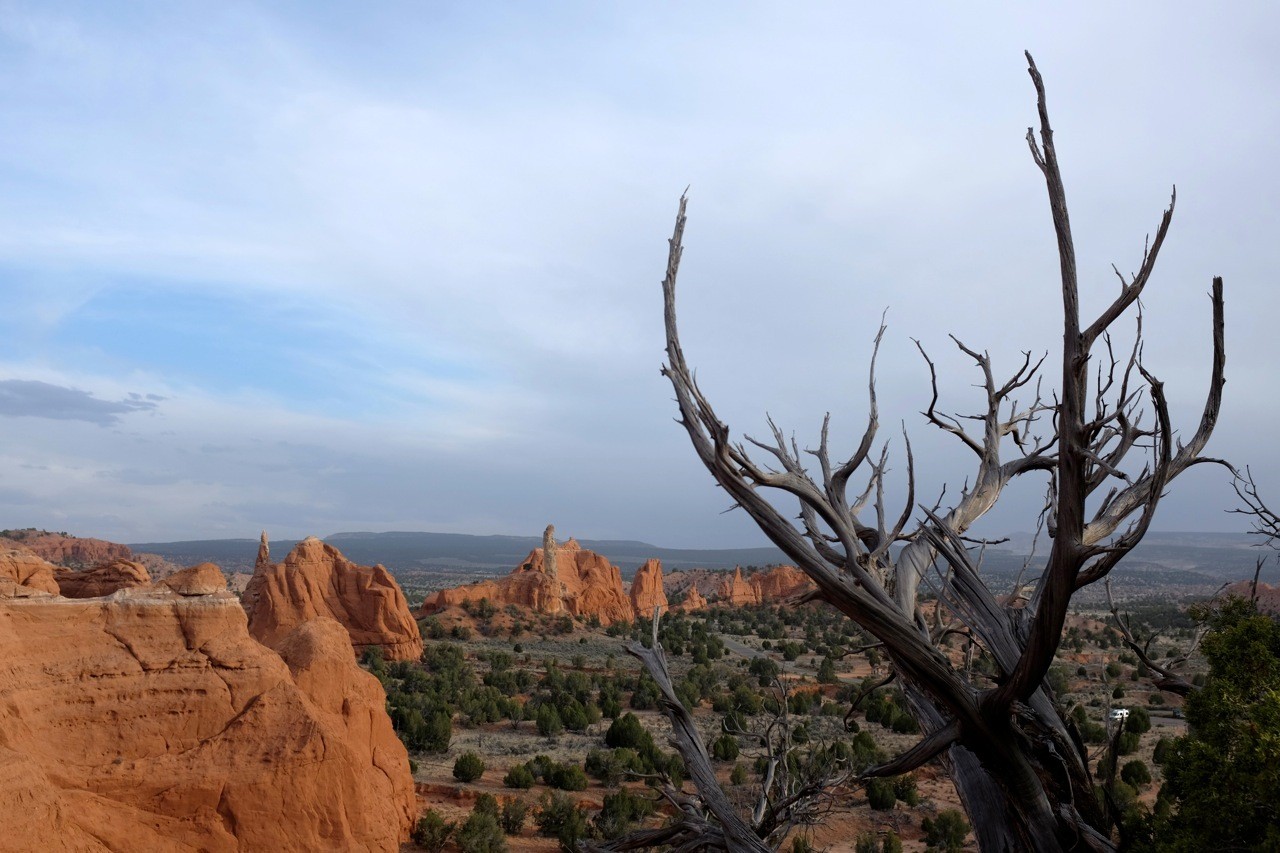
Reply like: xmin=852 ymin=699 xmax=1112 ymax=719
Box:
xmin=420 ymin=526 xmax=634 ymax=625
xmin=720 ymin=566 xmax=757 ymax=606
xmin=242 ymin=535 xmax=423 ymax=662
xmin=0 ymin=569 xmax=416 ymax=851
xmin=629 ymin=558 xmax=669 ymax=619
xmin=677 ymin=584 xmax=708 ymax=612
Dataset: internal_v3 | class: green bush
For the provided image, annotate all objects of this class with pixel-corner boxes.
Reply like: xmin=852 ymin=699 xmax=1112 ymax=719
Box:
xmin=1121 ymin=759 xmax=1151 ymax=788
xmin=711 ymin=734 xmax=740 ymax=761
xmin=1151 ymin=736 xmax=1174 ymax=765
xmin=547 ymin=763 xmax=588 ymax=791
xmin=536 ymin=704 xmax=564 ymax=738
xmin=592 ymin=787 xmax=657 ymax=840
xmin=499 ymin=797 xmax=528 ymax=835
xmin=730 ymin=763 xmax=748 ymax=785
xmin=453 ymin=751 xmax=485 ymax=783
xmin=1125 ymin=705 xmax=1151 ymax=734
xmin=922 ymin=809 xmax=970 ymax=851
xmin=456 ymin=811 xmax=506 ymax=853
xmin=866 ymin=777 xmax=896 ymax=810
xmin=411 ymin=809 xmax=455 ymax=852
xmin=535 ymin=791 xmax=589 ymax=848
xmin=503 ymin=763 xmax=535 ymax=789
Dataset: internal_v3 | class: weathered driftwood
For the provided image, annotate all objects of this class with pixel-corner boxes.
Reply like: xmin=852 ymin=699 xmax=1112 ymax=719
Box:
xmin=646 ymin=52 xmax=1228 ymax=852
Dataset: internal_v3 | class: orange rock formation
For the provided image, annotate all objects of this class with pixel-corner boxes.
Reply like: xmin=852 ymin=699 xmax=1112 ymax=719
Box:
xmin=720 ymin=566 xmax=758 ymax=605
xmin=629 ymin=558 xmax=669 ymax=619
xmin=55 ymin=558 xmax=152 ymax=599
xmin=420 ymin=528 xmax=634 ymax=625
xmin=717 ymin=565 xmax=816 ymax=606
xmin=677 ymin=585 xmax=708 ymax=612
xmin=242 ymin=536 xmax=423 ymax=661
xmin=0 ymin=571 xmax=416 ymax=851
xmin=0 ymin=546 xmax=60 ymax=597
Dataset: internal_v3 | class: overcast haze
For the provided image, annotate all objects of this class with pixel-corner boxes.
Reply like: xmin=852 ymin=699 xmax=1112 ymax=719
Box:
xmin=0 ymin=2 xmax=1277 ymax=547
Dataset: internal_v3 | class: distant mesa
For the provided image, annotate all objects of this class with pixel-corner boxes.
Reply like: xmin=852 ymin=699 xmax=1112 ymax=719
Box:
xmin=0 ymin=566 xmax=416 ymax=851
xmin=0 ymin=528 xmax=133 ymax=569
xmin=420 ymin=526 xmax=634 ymax=625
xmin=243 ymin=534 xmax=424 ymax=661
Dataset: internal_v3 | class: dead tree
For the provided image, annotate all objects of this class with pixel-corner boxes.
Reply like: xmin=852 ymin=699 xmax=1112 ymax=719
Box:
xmin=644 ymin=53 xmax=1227 ymax=852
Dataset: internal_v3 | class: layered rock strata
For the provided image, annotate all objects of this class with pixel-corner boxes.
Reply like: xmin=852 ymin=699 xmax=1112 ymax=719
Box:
xmin=0 ymin=573 xmax=416 ymax=852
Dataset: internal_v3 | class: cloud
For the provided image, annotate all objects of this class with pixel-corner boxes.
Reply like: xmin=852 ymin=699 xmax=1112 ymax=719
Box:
xmin=0 ymin=379 xmax=158 ymax=426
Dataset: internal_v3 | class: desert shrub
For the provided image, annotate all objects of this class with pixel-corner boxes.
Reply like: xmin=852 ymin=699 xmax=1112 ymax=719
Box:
xmin=711 ymin=734 xmax=740 ymax=761
xmin=1151 ymin=736 xmax=1174 ymax=765
xmin=453 ymin=751 xmax=485 ymax=783
xmin=1121 ymin=759 xmax=1151 ymax=788
xmin=922 ymin=809 xmax=970 ymax=851
xmin=547 ymin=763 xmax=588 ymax=791
xmin=499 ymin=797 xmax=528 ymax=835
xmin=535 ymin=791 xmax=589 ymax=848
xmin=537 ymin=704 xmax=564 ymax=738
xmin=503 ymin=763 xmax=535 ymax=789
xmin=473 ymin=792 xmax=499 ymax=819
xmin=1118 ymin=731 xmax=1141 ymax=756
xmin=411 ymin=809 xmax=455 ymax=852
xmin=592 ymin=787 xmax=657 ymax=840
xmin=892 ymin=774 xmax=920 ymax=807
xmin=730 ymin=763 xmax=748 ymax=785
xmin=456 ymin=811 xmax=506 ymax=853
xmin=866 ymin=777 xmax=896 ymax=810
xmin=1125 ymin=705 xmax=1151 ymax=734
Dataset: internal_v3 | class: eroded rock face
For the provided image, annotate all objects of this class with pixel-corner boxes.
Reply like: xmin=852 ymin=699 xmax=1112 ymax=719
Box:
xmin=0 ymin=531 xmax=132 ymax=569
xmin=0 ymin=580 xmax=416 ymax=852
xmin=677 ymin=585 xmax=708 ymax=612
xmin=0 ymin=547 xmax=60 ymax=597
xmin=421 ymin=535 xmax=634 ymax=626
xmin=55 ymin=559 xmax=152 ymax=599
xmin=717 ymin=565 xmax=815 ymax=606
xmin=750 ymin=565 xmax=815 ymax=602
xmin=630 ymin=559 xmax=668 ymax=619
xmin=242 ymin=537 xmax=423 ymax=662
xmin=720 ymin=566 xmax=758 ymax=606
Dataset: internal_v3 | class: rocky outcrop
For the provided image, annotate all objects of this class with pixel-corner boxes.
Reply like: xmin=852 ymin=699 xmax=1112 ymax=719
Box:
xmin=677 ymin=585 xmax=708 ymax=612
xmin=160 ymin=563 xmax=227 ymax=596
xmin=243 ymin=537 xmax=423 ymax=662
xmin=720 ymin=566 xmax=758 ymax=606
xmin=0 ymin=530 xmax=132 ymax=569
xmin=420 ymin=531 xmax=634 ymax=626
xmin=717 ymin=565 xmax=816 ymax=606
xmin=630 ymin=559 xmax=668 ymax=619
xmin=55 ymin=558 xmax=152 ymax=599
xmin=0 ymin=546 xmax=60 ymax=597
xmin=750 ymin=565 xmax=815 ymax=601
xmin=0 ymin=576 xmax=416 ymax=851
xmin=1219 ymin=580 xmax=1280 ymax=616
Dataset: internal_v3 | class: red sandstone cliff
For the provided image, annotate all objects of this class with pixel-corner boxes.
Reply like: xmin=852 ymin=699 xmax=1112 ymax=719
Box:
xmin=420 ymin=527 xmax=634 ymax=625
xmin=242 ymin=536 xmax=423 ymax=662
xmin=677 ymin=585 xmax=709 ymax=612
xmin=0 ymin=568 xmax=416 ymax=852
xmin=629 ymin=558 xmax=669 ymax=619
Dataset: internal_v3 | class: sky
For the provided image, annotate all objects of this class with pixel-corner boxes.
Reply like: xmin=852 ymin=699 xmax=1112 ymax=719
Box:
xmin=0 ymin=2 xmax=1277 ymax=548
